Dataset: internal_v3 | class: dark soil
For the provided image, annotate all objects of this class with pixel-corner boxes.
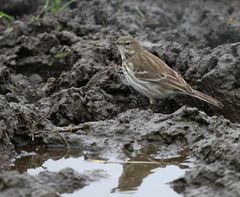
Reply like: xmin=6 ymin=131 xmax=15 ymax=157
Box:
xmin=0 ymin=0 xmax=240 ymax=196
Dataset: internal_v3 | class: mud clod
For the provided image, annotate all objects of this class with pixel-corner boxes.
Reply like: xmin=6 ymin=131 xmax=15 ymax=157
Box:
xmin=0 ymin=0 xmax=240 ymax=196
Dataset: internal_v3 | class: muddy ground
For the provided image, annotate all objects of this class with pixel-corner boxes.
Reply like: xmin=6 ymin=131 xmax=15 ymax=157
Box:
xmin=0 ymin=0 xmax=240 ymax=196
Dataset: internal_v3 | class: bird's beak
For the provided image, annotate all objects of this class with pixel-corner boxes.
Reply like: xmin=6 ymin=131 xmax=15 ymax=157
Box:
xmin=114 ymin=40 xmax=120 ymax=45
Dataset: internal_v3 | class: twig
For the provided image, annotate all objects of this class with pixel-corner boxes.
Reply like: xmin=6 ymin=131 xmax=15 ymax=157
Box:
xmin=82 ymin=65 xmax=117 ymax=91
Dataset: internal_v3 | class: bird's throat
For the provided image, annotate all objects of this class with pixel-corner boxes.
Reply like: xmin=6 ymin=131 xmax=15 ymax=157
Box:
xmin=117 ymin=46 xmax=135 ymax=61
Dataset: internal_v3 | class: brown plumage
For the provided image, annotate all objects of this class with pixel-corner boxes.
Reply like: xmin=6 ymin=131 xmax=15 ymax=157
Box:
xmin=115 ymin=36 xmax=223 ymax=108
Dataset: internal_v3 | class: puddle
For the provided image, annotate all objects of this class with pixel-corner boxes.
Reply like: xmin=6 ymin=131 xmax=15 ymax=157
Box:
xmin=12 ymin=146 xmax=192 ymax=197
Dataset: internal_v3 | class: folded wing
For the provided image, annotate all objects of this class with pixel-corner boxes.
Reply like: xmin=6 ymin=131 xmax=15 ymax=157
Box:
xmin=132 ymin=50 xmax=193 ymax=94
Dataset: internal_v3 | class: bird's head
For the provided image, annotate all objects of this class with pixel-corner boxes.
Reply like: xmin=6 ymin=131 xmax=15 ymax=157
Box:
xmin=115 ymin=36 xmax=141 ymax=60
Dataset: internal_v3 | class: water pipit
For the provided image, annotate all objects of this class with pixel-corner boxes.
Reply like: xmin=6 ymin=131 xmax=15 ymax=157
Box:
xmin=115 ymin=36 xmax=223 ymax=108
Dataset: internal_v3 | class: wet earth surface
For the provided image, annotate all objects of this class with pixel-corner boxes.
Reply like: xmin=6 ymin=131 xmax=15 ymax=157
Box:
xmin=0 ymin=0 xmax=240 ymax=196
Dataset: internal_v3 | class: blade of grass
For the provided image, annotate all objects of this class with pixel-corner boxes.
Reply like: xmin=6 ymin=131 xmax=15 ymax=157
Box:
xmin=43 ymin=0 xmax=50 ymax=11
xmin=135 ymin=6 xmax=145 ymax=19
xmin=60 ymin=0 xmax=76 ymax=12
xmin=0 ymin=11 xmax=14 ymax=22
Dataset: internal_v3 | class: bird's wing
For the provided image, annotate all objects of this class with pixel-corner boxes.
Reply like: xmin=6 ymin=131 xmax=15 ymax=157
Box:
xmin=134 ymin=70 xmax=192 ymax=93
xmin=133 ymin=50 xmax=193 ymax=94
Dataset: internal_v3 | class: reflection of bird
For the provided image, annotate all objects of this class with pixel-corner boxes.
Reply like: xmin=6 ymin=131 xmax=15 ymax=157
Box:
xmin=115 ymin=36 xmax=223 ymax=108
xmin=114 ymin=145 xmax=189 ymax=192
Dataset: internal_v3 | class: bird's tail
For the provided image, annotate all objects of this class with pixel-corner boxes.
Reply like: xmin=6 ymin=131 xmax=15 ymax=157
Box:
xmin=190 ymin=89 xmax=223 ymax=108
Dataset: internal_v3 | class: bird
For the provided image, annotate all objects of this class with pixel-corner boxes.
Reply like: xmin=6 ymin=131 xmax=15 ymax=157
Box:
xmin=115 ymin=36 xmax=223 ymax=108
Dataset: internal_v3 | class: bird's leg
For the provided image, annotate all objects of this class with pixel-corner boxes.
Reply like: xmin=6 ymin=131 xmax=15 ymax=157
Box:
xmin=149 ymin=98 xmax=157 ymax=112
xmin=150 ymin=98 xmax=155 ymax=105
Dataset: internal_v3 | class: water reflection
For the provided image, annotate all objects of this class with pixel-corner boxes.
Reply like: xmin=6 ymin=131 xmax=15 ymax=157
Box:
xmin=12 ymin=145 xmax=191 ymax=196
xmin=116 ymin=146 xmax=189 ymax=192
xmin=12 ymin=146 xmax=84 ymax=173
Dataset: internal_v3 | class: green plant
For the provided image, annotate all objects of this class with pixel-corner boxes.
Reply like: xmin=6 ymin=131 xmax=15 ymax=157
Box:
xmin=31 ymin=0 xmax=75 ymax=21
xmin=135 ymin=6 xmax=145 ymax=19
xmin=43 ymin=0 xmax=76 ymax=14
xmin=9 ymin=83 xmax=16 ymax=93
xmin=54 ymin=51 xmax=69 ymax=60
xmin=0 ymin=11 xmax=14 ymax=23
xmin=48 ymin=61 xmax=54 ymax=67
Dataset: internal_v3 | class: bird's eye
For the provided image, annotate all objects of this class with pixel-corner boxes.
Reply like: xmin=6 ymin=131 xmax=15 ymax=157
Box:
xmin=125 ymin=41 xmax=131 ymax=46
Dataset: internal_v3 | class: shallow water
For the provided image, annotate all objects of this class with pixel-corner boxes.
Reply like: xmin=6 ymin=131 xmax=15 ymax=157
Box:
xmin=12 ymin=146 xmax=192 ymax=197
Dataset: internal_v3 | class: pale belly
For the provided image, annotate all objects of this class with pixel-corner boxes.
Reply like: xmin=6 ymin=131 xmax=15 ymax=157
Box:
xmin=123 ymin=67 xmax=168 ymax=100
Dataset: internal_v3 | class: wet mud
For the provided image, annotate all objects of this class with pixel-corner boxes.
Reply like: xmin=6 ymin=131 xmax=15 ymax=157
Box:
xmin=0 ymin=0 xmax=240 ymax=196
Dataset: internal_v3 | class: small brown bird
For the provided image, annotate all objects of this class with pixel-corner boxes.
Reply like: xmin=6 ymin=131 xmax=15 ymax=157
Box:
xmin=115 ymin=36 xmax=223 ymax=108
